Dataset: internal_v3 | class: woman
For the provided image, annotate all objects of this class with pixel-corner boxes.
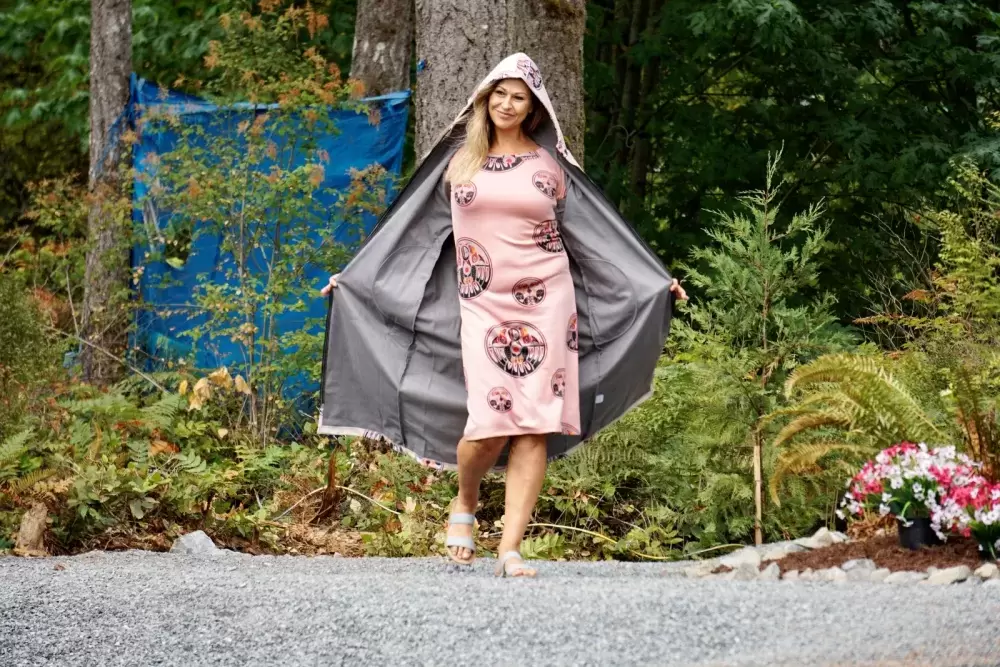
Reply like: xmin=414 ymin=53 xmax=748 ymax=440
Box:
xmin=319 ymin=54 xmax=686 ymax=577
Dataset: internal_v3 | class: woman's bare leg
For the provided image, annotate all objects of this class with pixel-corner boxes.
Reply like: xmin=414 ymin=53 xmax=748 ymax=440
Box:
xmin=497 ymin=434 xmax=548 ymax=576
xmin=447 ymin=435 xmax=507 ymax=561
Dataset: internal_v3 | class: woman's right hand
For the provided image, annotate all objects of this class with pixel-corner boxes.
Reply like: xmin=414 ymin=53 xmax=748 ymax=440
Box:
xmin=319 ymin=273 xmax=340 ymax=296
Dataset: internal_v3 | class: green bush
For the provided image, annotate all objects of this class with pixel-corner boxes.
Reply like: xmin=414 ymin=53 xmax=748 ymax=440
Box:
xmin=0 ymin=275 xmax=53 ymax=439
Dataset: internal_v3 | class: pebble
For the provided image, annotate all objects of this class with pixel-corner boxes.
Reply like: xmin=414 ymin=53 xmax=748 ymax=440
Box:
xmin=719 ymin=546 xmax=761 ymax=569
xmin=923 ymin=565 xmax=971 ymax=586
xmin=758 ymin=563 xmax=781 ymax=582
xmin=974 ymin=563 xmax=998 ymax=580
xmin=869 ymin=568 xmax=891 ymax=583
xmin=885 ymin=571 xmax=928 ymax=584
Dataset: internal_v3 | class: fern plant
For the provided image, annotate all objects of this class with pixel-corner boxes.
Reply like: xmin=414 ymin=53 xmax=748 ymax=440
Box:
xmin=766 ymin=353 xmax=947 ymax=502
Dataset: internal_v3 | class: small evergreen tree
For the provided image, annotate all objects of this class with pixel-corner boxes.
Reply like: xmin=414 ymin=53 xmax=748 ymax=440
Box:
xmin=676 ymin=148 xmax=854 ymax=543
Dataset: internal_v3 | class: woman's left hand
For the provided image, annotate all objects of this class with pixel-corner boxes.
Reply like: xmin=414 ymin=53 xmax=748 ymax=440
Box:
xmin=669 ymin=278 xmax=688 ymax=301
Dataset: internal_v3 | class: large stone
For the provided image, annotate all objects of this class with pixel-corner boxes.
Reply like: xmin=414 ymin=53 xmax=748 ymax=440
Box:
xmin=885 ymin=571 xmax=928 ymax=584
xmin=816 ymin=567 xmax=847 ymax=583
xmin=841 ymin=558 xmax=876 ymax=582
xmin=794 ymin=528 xmax=836 ymax=550
xmin=974 ymin=563 xmax=999 ymax=580
xmin=760 ymin=541 xmax=807 ymax=562
xmin=13 ymin=502 xmax=49 ymax=557
xmin=783 ymin=570 xmax=800 ymax=581
xmin=830 ymin=531 xmax=849 ymax=544
xmin=758 ymin=563 xmax=781 ymax=582
xmin=719 ymin=546 xmax=761 ymax=569
xmin=684 ymin=562 xmax=717 ymax=579
xmin=923 ymin=565 xmax=971 ymax=586
xmin=170 ymin=530 xmax=218 ymax=555
xmin=726 ymin=562 xmax=760 ymax=581
xmin=869 ymin=568 xmax=891 ymax=583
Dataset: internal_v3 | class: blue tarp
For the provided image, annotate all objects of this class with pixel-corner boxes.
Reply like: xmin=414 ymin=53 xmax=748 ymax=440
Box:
xmin=128 ymin=75 xmax=409 ymax=394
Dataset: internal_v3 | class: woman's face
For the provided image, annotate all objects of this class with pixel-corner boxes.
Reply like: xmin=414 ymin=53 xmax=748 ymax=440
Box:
xmin=488 ymin=78 xmax=533 ymax=132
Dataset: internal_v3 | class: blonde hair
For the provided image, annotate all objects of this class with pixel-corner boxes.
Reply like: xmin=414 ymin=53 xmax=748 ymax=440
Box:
xmin=445 ymin=80 xmax=544 ymax=185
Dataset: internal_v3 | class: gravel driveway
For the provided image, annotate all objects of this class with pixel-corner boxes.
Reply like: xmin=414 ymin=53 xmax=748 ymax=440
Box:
xmin=2 ymin=551 xmax=999 ymax=666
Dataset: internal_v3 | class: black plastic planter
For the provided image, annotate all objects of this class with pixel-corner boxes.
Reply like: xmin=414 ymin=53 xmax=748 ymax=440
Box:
xmin=897 ymin=517 xmax=942 ymax=550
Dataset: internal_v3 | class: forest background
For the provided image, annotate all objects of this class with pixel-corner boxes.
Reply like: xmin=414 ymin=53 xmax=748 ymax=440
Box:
xmin=1 ymin=0 xmax=999 ymax=560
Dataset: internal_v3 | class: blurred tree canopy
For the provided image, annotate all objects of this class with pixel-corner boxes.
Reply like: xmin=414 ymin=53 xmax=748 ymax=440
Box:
xmin=3 ymin=0 xmax=1000 ymax=319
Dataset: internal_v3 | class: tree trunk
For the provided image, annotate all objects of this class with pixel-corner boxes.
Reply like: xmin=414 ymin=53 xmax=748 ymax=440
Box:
xmin=80 ymin=0 xmax=132 ymax=386
xmin=350 ymin=0 xmax=414 ymax=97
xmin=413 ymin=0 xmax=586 ymax=162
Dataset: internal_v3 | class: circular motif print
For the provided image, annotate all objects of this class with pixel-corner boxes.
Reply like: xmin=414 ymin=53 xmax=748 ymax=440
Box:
xmin=484 ymin=321 xmax=547 ymax=378
xmin=561 ymin=423 xmax=579 ymax=436
xmin=567 ymin=313 xmax=579 ymax=352
xmin=453 ymin=182 xmax=477 ymax=207
xmin=532 ymin=171 xmax=559 ymax=199
xmin=456 ymin=238 xmax=492 ymax=299
xmin=487 ymin=387 xmax=513 ymax=413
xmin=533 ymin=220 xmax=564 ymax=254
xmin=512 ymin=277 xmax=546 ymax=307
xmin=517 ymin=58 xmax=543 ymax=89
xmin=551 ymin=369 xmax=566 ymax=398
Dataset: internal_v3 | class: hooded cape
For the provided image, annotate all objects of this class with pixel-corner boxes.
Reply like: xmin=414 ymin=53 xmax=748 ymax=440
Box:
xmin=318 ymin=54 xmax=674 ymax=469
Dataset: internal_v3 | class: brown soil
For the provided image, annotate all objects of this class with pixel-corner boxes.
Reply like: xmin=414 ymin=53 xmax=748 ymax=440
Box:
xmin=772 ymin=534 xmax=986 ymax=574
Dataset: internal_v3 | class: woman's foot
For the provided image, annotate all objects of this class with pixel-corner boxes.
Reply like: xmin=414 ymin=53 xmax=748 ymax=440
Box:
xmin=496 ymin=550 xmax=537 ymax=578
xmin=445 ymin=503 xmax=477 ymax=564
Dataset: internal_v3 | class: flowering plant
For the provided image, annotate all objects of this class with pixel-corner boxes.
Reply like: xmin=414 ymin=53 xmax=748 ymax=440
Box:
xmin=932 ymin=479 xmax=1000 ymax=559
xmin=838 ymin=442 xmax=981 ymax=526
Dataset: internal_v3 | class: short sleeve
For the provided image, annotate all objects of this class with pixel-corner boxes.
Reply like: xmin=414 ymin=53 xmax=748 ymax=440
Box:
xmin=555 ymin=163 xmax=567 ymax=201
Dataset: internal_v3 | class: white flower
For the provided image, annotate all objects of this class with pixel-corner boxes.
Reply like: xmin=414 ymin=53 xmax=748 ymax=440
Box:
xmin=835 ymin=509 xmax=845 ymax=520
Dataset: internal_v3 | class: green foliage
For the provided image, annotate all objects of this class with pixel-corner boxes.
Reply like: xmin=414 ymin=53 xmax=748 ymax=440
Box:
xmin=132 ymin=3 xmax=387 ymax=442
xmin=585 ymin=0 xmax=1000 ymax=317
xmin=0 ymin=273 xmax=56 ymax=438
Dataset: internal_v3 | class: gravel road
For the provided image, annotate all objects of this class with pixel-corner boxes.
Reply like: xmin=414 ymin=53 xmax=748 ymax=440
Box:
xmin=2 ymin=551 xmax=999 ymax=666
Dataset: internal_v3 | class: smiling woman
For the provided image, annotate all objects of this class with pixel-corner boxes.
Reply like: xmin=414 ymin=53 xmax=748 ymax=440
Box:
xmin=319 ymin=53 xmax=683 ymax=580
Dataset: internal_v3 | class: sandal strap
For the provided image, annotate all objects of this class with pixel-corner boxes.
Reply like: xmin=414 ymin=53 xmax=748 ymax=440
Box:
xmin=499 ymin=550 xmax=528 ymax=573
xmin=445 ymin=536 xmax=476 ymax=551
xmin=448 ymin=512 xmax=476 ymax=525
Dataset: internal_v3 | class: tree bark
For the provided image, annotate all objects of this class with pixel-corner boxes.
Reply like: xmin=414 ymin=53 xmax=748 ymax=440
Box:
xmin=413 ymin=0 xmax=586 ymax=162
xmin=81 ymin=0 xmax=132 ymax=386
xmin=350 ymin=0 xmax=414 ymax=97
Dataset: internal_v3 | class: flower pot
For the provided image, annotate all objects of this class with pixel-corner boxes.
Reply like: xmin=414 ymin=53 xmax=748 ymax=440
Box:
xmin=897 ymin=517 xmax=942 ymax=550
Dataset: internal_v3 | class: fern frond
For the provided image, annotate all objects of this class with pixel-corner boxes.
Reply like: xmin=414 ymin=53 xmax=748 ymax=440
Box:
xmin=0 ymin=429 xmax=32 ymax=465
xmin=8 ymin=468 xmax=57 ymax=495
xmin=141 ymin=393 xmax=185 ymax=430
xmin=769 ymin=440 xmax=870 ymax=505
xmin=772 ymin=410 xmax=854 ymax=450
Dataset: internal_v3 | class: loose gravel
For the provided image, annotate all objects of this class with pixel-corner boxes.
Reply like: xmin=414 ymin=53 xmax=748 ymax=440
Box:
xmin=2 ymin=551 xmax=999 ymax=666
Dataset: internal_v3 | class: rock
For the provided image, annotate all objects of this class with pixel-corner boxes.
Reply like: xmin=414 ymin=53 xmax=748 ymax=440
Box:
xmin=170 ymin=530 xmax=218 ymax=555
xmin=719 ymin=546 xmax=761 ymax=569
xmin=841 ymin=559 xmax=877 ymax=582
xmin=760 ymin=541 xmax=807 ymax=562
xmin=830 ymin=531 xmax=849 ymax=544
xmin=869 ymin=568 xmax=891 ymax=583
xmin=13 ymin=502 xmax=49 ymax=557
xmin=728 ymin=563 xmax=760 ymax=581
xmin=884 ymin=571 xmax=928 ymax=584
xmin=974 ymin=563 xmax=999 ymax=580
xmin=841 ymin=558 xmax=876 ymax=573
xmin=684 ymin=562 xmax=718 ymax=579
xmin=811 ymin=527 xmax=836 ymax=546
xmin=783 ymin=570 xmax=800 ymax=581
xmin=923 ymin=565 xmax=971 ymax=586
xmin=758 ymin=563 xmax=781 ymax=582
xmin=817 ymin=567 xmax=847 ymax=583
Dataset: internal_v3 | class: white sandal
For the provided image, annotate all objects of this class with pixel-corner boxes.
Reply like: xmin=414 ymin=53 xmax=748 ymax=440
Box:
xmin=495 ymin=550 xmax=537 ymax=578
xmin=444 ymin=512 xmax=477 ymax=565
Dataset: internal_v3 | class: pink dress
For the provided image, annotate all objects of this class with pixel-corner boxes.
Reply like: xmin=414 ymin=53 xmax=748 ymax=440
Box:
xmin=450 ymin=149 xmax=581 ymax=441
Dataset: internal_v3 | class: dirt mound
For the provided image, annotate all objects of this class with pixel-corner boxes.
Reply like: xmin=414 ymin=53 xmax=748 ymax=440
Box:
xmin=773 ymin=535 xmax=985 ymax=573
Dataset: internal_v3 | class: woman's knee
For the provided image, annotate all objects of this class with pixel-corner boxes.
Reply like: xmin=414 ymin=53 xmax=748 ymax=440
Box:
xmin=468 ymin=436 xmax=508 ymax=452
xmin=510 ymin=434 xmax=547 ymax=452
